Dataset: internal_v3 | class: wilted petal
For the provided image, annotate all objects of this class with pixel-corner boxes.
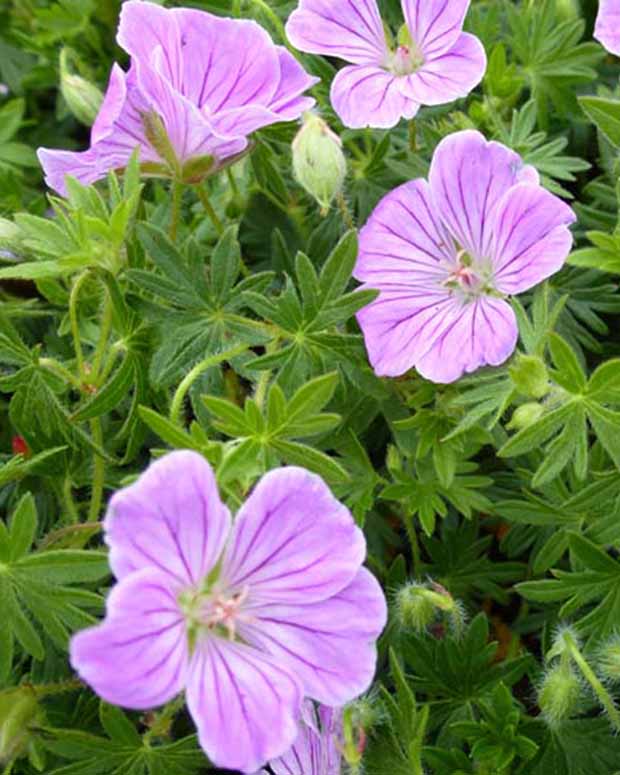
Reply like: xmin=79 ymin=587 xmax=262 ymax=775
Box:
xmin=70 ymin=569 xmax=187 ymax=709
xmin=286 ymin=0 xmax=388 ymax=65
xmin=332 ymin=65 xmax=418 ymax=129
xmin=104 ymin=450 xmax=231 ymax=586
xmin=429 ymin=130 xmax=538 ymax=259
xmin=355 ymin=179 xmax=453 ymax=288
xmin=186 ymin=638 xmax=302 ymax=773
xmin=222 ymin=467 xmax=365 ymax=603
xmin=402 ymin=33 xmax=486 ymax=105
xmin=413 ymin=295 xmax=518 ymax=383
xmin=595 ymin=0 xmax=620 ymax=56
xmin=240 ymin=568 xmax=386 ymax=706
xmin=491 ymin=183 xmax=576 ymax=295
xmin=402 ymin=0 xmax=472 ymax=58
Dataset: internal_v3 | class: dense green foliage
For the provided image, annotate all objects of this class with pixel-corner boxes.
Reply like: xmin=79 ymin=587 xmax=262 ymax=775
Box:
xmin=3 ymin=0 xmax=620 ymax=773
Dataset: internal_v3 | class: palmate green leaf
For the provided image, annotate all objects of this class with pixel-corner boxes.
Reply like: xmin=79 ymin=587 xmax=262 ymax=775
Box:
xmin=42 ymin=725 xmax=206 ymax=775
xmin=517 ymin=533 xmax=620 ymax=639
xmin=0 ymin=497 xmax=107 ymax=664
xmin=527 ymin=718 xmax=620 ymax=775
xmin=204 ymin=373 xmax=348 ymax=484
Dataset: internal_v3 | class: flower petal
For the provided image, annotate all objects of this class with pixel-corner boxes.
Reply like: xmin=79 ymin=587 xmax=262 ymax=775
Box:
xmin=186 ymin=638 xmax=302 ymax=773
xmin=37 ymin=148 xmax=105 ymax=197
xmin=70 ymin=569 xmax=187 ymax=709
xmin=491 ymin=183 xmax=576 ymax=295
xmin=133 ymin=57 xmax=248 ymax=163
xmin=222 ymin=467 xmax=365 ymax=603
xmin=414 ymin=295 xmax=518 ymax=383
xmin=117 ymin=0 xmax=183 ymax=88
xmin=268 ymin=47 xmax=319 ymax=118
xmin=401 ymin=33 xmax=486 ymax=105
xmin=104 ymin=450 xmax=231 ymax=587
xmin=595 ymin=0 xmax=620 ymax=56
xmin=331 ymin=65 xmax=419 ymax=129
xmin=429 ymin=129 xmax=538 ymax=259
xmin=286 ymin=0 xmax=388 ymax=65
xmin=355 ymin=179 xmax=453 ymax=288
xmin=357 ymin=285 xmax=518 ymax=381
xmin=173 ymin=10 xmax=280 ymax=113
xmin=266 ymin=702 xmax=343 ymax=775
xmin=402 ymin=0 xmax=472 ymax=58
xmin=240 ymin=568 xmax=386 ymax=706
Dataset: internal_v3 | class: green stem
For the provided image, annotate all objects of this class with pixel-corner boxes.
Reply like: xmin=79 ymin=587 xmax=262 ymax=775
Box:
xmin=170 ymin=343 xmax=250 ymax=426
xmin=87 ymin=285 xmax=114 ymax=522
xmin=88 ymin=419 xmax=105 ymax=522
xmin=409 ymin=119 xmax=417 ymax=152
xmin=404 ymin=513 xmax=421 ymax=578
xmin=62 ymin=476 xmax=80 ymax=524
xmin=39 ymin=358 xmax=82 ymax=390
xmin=69 ymin=271 xmax=90 ymax=381
xmin=226 ymin=167 xmax=241 ymax=201
xmin=91 ymin=284 xmax=114 ymax=382
xmin=143 ymin=695 xmax=186 ymax=746
xmin=169 ymin=180 xmax=183 ymax=240
xmin=564 ymin=631 xmax=620 ymax=733
xmin=336 ymin=192 xmax=355 ymax=230
xmin=248 ymin=0 xmax=287 ymax=42
xmin=196 ymin=184 xmax=224 ymax=236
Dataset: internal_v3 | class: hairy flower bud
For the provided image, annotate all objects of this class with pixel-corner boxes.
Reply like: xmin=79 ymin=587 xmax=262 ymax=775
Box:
xmin=538 ymin=663 xmax=582 ymax=726
xmin=397 ymin=581 xmax=465 ymax=636
xmin=292 ymin=112 xmax=346 ymax=213
xmin=60 ymin=49 xmax=103 ymax=127
xmin=509 ymin=355 xmax=550 ymax=398
xmin=508 ymin=402 xmax=544 ymax=431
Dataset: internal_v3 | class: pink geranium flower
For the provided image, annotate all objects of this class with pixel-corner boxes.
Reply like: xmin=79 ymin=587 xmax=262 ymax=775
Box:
xmin=38 ymin=1 xmax=317 ymax=195
xmin=354 ymin=130 xmax=576 ymax=383
xmin=595 ymin=0 xmax=620 ymax=55
xmin=70 ymin=451 xmax=386 ymax=773
xmin=285 ymin=0 xmax=486 ymax=128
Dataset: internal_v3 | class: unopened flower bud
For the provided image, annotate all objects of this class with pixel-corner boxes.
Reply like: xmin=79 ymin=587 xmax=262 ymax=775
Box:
xmin=509 ymin=355 xmax=550 ymax=399
xmin=508 ymin=402 xmax=544 ymax=431
xmin=292 ymin=112 xmax=346 ymax=213
xmin=556 ymin=0 xmax=579 ymax=20
xmin=0 ymin=688 xmax=43 ymax=766
xmin=397 ymin=582 xmax=436 ymax=632
xmin=597 ymin=637 xmax=620 ymax=682
xmin=538 ymin=663 xmax=582 ymax=726
xmin=60 ymin=49 xmax=103 ymax=127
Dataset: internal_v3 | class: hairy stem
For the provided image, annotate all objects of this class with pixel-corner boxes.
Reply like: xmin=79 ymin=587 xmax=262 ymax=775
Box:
xmin=564 ymin=631 xmax=620 ymax=733
xmin=69 ymin=271 xmax=90 ymax=381
xmin=197 ymin=184 xmax=224 ymax=236
xmin=169 ymin=180 xmax=183 ymax=240
xmin=336 ymin=192 xmax=355 ymax=230
xmin=170 ymin=343 xmax=250 ymax=426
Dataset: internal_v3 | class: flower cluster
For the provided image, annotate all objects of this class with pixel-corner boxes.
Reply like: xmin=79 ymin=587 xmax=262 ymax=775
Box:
xmin=38 ymin=1 xmax=317 ymax=195
xmin=70 ymin=451 xmax=386 ymax=773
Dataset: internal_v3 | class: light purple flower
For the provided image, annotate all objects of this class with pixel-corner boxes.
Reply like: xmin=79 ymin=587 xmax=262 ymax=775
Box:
xmin=595 ymin=0 xmax=620 ymax=56
xmin=70 ymin=451 xmax=386 ymax=773
xmin=285 ymin=0 xmax=486 ymax=129
xmin=38 ymin=1 xmax=318 ymax=195
xmin=257 ymin=702 xmax=343 ymax=774
xmin=354 ymin=130 xmax=576 ymax=383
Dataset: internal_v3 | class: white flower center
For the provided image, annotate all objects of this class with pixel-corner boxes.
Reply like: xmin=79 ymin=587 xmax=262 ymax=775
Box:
xmin=388 ymin=44 xmax=424 ymax=76
xmin=180 ymin=584 xmax=252 ymax=642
